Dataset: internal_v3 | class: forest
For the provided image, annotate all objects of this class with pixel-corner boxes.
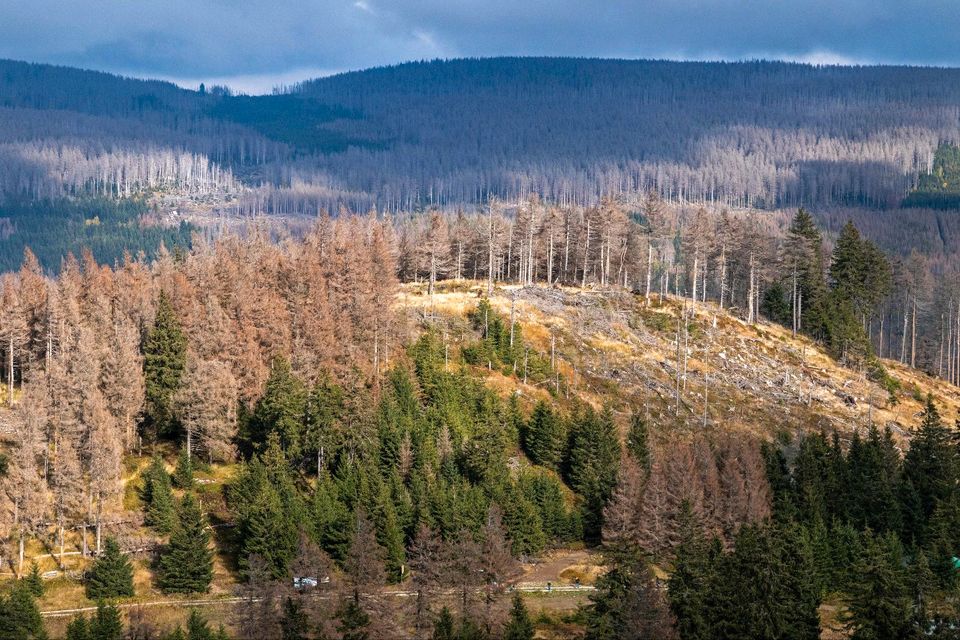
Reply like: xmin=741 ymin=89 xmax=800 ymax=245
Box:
xmin=4 ymin=57 xmax=960 ymax=215
xmin=0 ymin=196 xmax=959 ymax=638
xmin=6 ymin=54 xmax=960 ymax=638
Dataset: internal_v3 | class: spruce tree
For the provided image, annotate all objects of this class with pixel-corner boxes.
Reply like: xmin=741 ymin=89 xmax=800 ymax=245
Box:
xmin=186 ymin=608 xmax=217 ymax=640
xmin=143 ymin=455 xmax=176 ymax=534
xmin=0 ymin=584 xmax=46 ymax=640
xmin=172 ymin=449 xmax=194 ymax=490
xmin=239 ymin=482 xmax=298 ymax=580
xmin=144 ymin=290 xmax=187 ymax=438
xmin=86 ymin=537 xmax=134 ymax=600
xmin=249 ymin=357 xmax=307 ymax=458
xmin=565 ymin=405 xmax=621 ymax=541
xmin=524 ymin=401 xmax=565 ymax=470
xmin=157 ymin=494 xmax=213 ymax=594
xmin=65 ymin=614 xmax=90 ymax=640
xmin=24 ymin=562 xmax=44 ymax=597
xmin=667 ymin=504 xmax=713 ymax=640
xmin=90 ymin=601 xmax=123 ymax=640
xmin=842 ymin=531 xmax=912 ymax=640
xmin=503 ymin=593 xmax=535 ymax=640
xmin=901 ymin=396 xmax=959 ymax=546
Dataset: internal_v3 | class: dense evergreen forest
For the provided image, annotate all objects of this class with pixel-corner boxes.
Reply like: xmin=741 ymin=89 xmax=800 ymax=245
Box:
xmin=3 ymin=57 xmax=960 ymax=213
xmin=0 ymin=198 xmax=192 ymax=272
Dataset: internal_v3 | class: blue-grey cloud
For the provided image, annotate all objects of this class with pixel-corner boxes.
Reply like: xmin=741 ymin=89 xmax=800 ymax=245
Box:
xmin=2 ymin=0 xmax=959 ymax=93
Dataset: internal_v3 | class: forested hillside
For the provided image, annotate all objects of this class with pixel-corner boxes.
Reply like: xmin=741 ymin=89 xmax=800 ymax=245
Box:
xmin=4 ymin=57 xmax=960 ymax=215
xmin=1 ymin=205 xmax=960 ymax=638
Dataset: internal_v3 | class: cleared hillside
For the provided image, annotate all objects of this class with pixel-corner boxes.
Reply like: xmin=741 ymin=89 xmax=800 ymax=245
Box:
xmin=406 ymin=280 xmax=960 ymax=443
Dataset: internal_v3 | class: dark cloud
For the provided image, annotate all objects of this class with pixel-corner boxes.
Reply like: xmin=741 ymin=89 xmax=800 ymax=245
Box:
xmin=2 ymin=0 xmax=958 ymax=92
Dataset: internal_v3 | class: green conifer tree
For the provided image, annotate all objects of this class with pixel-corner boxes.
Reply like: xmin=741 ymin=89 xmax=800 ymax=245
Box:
xmin=249 ymin=357 xmax=307 ymax=458
xmin=565 ymin=405 xmax=621 ymax=541
xmin=0 ymin=584 xmax=47 ymax=640
xmin=523 ymin=401 xmax=565 ymax=470
xmin=157 ymin=494 xmax=213 ymax=594
xmin=24 ymin=562 xmax=44 ymax=597
xmin=186 ymin=608 xmax=216 ymax=640
xmin=143 ymin=455 xmax=176 ymax=534
xmin=144 ymin=290 xmax=187 ymax=438
xmin=503 ymin=593 xmax=535 ymax=640
xmin=901 ymin=396 xmax=960 ymax=546
xmin=90 ymin=601 xmax=123 ymax=640
xmin=172 ymin=449 xmax=194 ymax=490
xmin=86 ymin=538 xmax=134 ymax=600
xmin=625 ymin=413 xmax=650 ymax=471
xmin=842 ymin=531 xmax=912 ymax=640
xmin=667 ymin=504 xmax=713 ymax=640
xmin=65 ymin=614 xmax=90 ymax=640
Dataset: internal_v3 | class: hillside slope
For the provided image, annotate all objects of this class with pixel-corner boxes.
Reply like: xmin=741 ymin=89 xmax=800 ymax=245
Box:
xmin=407 ymin=280 xmax=960 ymax=442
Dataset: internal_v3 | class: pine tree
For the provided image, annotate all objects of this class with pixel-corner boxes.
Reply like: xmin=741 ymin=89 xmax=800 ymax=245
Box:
xmin=249 ymin=357 xmax=307 ymax=459
xmin=842 ymin=531 xmax=912 ymax=640
xmin=90 ymin=601 xmax=123 ymax=640
xmin=24 ymin=562 xmax=44 ymax=597
xmin=143 ymin=290 xmax=187 ymax=438
xmin=157 ymin=494 xmax=213 ymax=594
xmin=86 ymin=537 xmax=134 ymax=600
xmin=901 ymin=396 xmax=960 ymax=546
xmin=565 ymin=405 xmax=621 ymax=541
xmin=65 ymin=614 xmax=90 ymax=640
xmin=143 ymin=455 xmax=176 ymax=534
xmin=172 ymin=449 xmax=194 ymax=489
xmin=523 ymin=401 xmax=565 ymax=470
xmin=0 ymin=584 xmax=46 ymax=640
xmin=503 ymin=594 xmax=535 ymax=640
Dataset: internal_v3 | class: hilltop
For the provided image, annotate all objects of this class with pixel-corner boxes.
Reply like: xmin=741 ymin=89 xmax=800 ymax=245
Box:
xmin=406 ymin=280 xmax=960 ymax=442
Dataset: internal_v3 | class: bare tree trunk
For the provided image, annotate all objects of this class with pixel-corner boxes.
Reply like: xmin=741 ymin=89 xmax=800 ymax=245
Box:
xmin=718 ymin=244 xmax=727 ymax=310
xmin=8 ymin=334 xmax=13 ymax=406
xmin=581 ymin=218 xmax=591 ymax=289
xmin=487 ymin=207 xmax=494 ymax=296
xmin=939 ymin=313 xmax=946 ymax=377
xmin=18 ymin=532 xmax=24 ymax=578
xmin=878 ymin=316 xmax=884 ymax=360
xmin=901 ymin=309 xmax=908 ymax=364
xmin=791 ymin=265 xmax=798 ymax=337
xmin=645 ymin=243 xmax=653 ymax=303
xmin=911 ymin=296 xmax=917 ymax=368
xmin=747 ymin=254 xmax=756 ymax=325
xmin=547 ymin=233 xmax=554 ymax=285
xmin=691 ymin=250 xmax=699 ymax=303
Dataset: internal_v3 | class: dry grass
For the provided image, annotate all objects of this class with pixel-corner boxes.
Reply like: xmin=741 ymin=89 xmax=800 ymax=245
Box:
xmin=402 ymin=280 xmax=960 ymax=443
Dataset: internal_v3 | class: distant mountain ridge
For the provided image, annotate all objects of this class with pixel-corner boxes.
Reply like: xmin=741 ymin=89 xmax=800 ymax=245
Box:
xmin=2 ymin=56 xmax=960 ymax=212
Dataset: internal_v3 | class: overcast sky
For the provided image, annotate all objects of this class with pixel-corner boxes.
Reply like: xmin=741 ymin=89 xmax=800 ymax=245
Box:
xmin=2 ymin=0 xmax=959 ymax=93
